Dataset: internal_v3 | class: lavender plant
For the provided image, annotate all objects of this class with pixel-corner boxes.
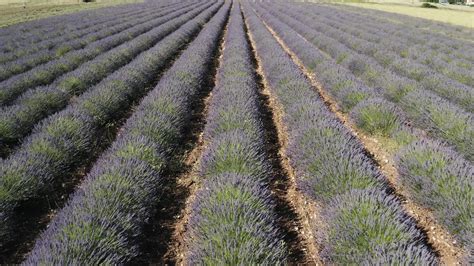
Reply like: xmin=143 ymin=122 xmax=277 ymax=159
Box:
xmin=0 ymin=3 xmax=221 ymax=252
xmin=187 ymin=173 xmax=286 ymax=265
xmin=0 ymin=3 xmax=190 ymax=82
xmin=0 ymin=1 xmax=211 ymax=156
xmin=0 ymin=2 xmax=205 ymax=106
xmin=322 ymin=189 xmax=434 ymax=264
xmin=400 ymin=89 xmax=473 ymax=161
xmin=244 ymin=2 xmax=437 ymax=263
xmin=396 ymin=140 xmax=473 ymax=250
xmin=350 ymin=98 xmax=405 ymax=137
xmin=186 ymin=5 xmax=287 ymax=264
xmin=23 ymin=5 xmax=229 ymax=262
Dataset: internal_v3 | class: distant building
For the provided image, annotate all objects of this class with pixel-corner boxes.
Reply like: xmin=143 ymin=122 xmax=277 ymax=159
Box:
xmin=466 ymin=0 xmax=474 ymax=5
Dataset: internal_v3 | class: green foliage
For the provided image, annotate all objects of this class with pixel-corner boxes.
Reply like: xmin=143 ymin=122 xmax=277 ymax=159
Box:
xmin=297 ymin=127 xmax=381 ymax=201
xmin=352 ymin=100 xmax=403 ymax=137
xmin=397 ymin=143 xmax=473 ymax=244
xmin=55 ymin=46 xmax=72 ymax=57
xmin=384 ymin=81 xmax=416 ymax=103
xmin=116 ymin=142 xmax=165 ymax=170
xmin=59 ymin=77 xmax=85 ymax=95
xmin=326 ymin=191 xmax=417 ymax=264
xmin=204 ymin=139 xmax=267 ymax=178
xmin=341 ymin=89 xmax=370 ymax=112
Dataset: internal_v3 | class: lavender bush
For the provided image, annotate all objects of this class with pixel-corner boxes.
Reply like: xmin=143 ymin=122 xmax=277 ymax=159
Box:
xmin=396 ymin=140 xmax=473 ymax=250
xmin=0 ymin=3 xmax=191 ymax=82
xmin=0 ymin=1 xmax=211 ymax=156
xmin=350 ymin=98 xmax=405 ymax=137
xmin=186 ymin=5 xmax=286 ymax=264
xmin=322 ymin=189 xmax=434 ymax=264
xmin=0 ymin=3 xmax=221 ymax=252
xmin=187 ymin=173 xmax=286 ymax=265
xmin=22 ymin=3 xmax=228 ymax=263
xmin=244 ymin=2 xmax=437 ymax=263
xmin=400 ymin=89 xmax=473 ymax=161
xmin=0 ymin=2 xmax=204 ymax=106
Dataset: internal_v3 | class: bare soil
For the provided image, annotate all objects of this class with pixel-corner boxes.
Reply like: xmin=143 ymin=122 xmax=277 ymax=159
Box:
xmin=243 ymin=7 xmax=324 ymax=265
xmin=144 ymin=8 xmax=231 ymax=265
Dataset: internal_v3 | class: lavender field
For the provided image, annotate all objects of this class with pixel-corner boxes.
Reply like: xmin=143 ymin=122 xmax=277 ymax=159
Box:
xmin=0 ymin=0 xmax=472 ymax=264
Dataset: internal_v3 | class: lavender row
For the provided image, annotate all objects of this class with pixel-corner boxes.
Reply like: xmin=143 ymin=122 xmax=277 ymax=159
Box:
xmin=0 ymin=1 xmax=211 ymax=157
xmin=0 ymin=4 xmax=162 ymax=64
xmin=243 ymin=2 xmax=437 ymax=264
xmin=294 ymin=3 xmax=473 ymax=70
xmin=0 ymin=2 xmax=204 ymax=107
xmin=0 ymin=1 xmax=177 ymax=52
xmin=0 ymin=3 xmax=190 ymax=81
xmin=328 ymin=5 xmax=474 ymax=73
xmin=0 ymin=2 xmax=149 ymax=38
xmin=260 ymin=4 xmax=473 ymax=161
xmin=0 ymin=1 xmax=220 ymax=252
xmin=0 ymin=7 xmax=141 ymax=57
xmin=281 ymin=3 xmax=473 ymax=88
xmin=396 ymin=140 xmax=473 ymax=253
xmin=273 ymin=4 xmax=473 ymax=113
xmin=335 ymin=3 xmax=474 ymax=57
xmin=315 ymin=3 xmax=474 ymax=62
xmin=287 ymin=4 xmax=474 ymax=109
xmin=186 ymin=4 xmax=286 ymax=264
xmin=0 ymin=2 xmax=201 ymax=64
xmin=0 ymin=5 xmax=144 ymax=46
xmin=251 ymin=3 xmax=473 ymax=254
xmin=24 ymin=3 xmax=228 ymax=263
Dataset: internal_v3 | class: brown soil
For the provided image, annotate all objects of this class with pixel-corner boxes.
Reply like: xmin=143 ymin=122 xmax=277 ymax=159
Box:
xmin=160 ymin=87 xmax=213 ymax=266
xmin=257 ymin=13 xmax=465 ymax=265
xmin=150 ymin=8 xmax=231 ymax=265
xmin=243 ymin=7 xmax=323 ymax=265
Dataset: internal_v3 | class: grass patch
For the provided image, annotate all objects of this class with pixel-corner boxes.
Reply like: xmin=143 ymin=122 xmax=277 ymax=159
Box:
xmin=342 ymin=3 xmax=474 ymax=28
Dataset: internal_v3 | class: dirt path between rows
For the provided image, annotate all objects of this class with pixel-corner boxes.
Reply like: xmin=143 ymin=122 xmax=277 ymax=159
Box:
xmin=154 ymin=8 xmax=231 ymax=265
xmin=243 ymin=7 xmax=323 ymax=265
xmin=255 ymin=8 xmax=464 ymax=264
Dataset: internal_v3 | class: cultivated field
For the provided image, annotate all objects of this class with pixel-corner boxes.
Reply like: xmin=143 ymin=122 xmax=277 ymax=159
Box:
xmin=0 ymin=0 xmax=472 ymax=264
xmin=343 ymin=3 xmax=474 ymax=28
xmin=0 ymin=0 xmax=142 ymax=28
